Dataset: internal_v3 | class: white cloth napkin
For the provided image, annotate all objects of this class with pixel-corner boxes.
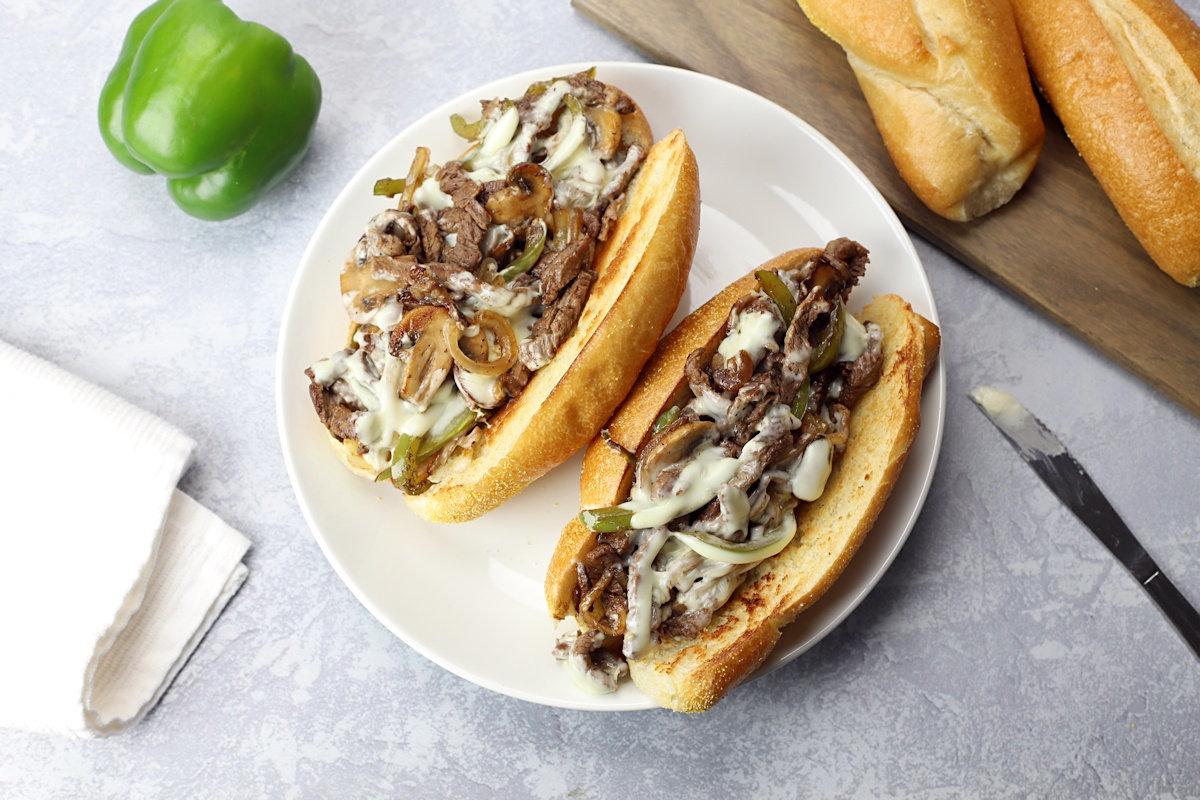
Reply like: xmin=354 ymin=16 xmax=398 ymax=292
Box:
xmin=0 ymin=339 xmax=250 ymax=737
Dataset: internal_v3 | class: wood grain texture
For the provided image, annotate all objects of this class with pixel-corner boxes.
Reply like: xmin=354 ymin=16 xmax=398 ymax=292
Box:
xmin=575 ymin=0 xmax=1200 ymax=418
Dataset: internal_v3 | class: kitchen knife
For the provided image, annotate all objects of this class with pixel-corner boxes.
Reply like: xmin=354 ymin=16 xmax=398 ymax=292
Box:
xmin=969 ymin=385 xmax=1200 ymax=660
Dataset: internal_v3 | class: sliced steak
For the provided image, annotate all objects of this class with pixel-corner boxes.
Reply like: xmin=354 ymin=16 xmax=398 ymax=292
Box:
xmin=519 ymin=269 xmax=595 ymax=370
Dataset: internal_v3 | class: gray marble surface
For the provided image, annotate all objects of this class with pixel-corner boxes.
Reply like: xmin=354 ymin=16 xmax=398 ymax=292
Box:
xmin=3 ymin=0 xmax=1199 ymax=797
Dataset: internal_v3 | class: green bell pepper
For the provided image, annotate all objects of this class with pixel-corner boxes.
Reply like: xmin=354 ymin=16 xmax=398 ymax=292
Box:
xmin=98 ymin=0 xmax=321 ymax=220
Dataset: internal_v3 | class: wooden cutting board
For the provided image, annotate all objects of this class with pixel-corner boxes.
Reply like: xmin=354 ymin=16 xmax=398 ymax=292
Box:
xmin=575 ymin=0 xmax=1200 ymax=419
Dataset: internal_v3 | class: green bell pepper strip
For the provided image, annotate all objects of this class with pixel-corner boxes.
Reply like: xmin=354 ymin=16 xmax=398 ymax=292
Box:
xmin=754 ymin=270 xmax=796 ymax=325
xmin=373 ymin=177 xmax=407 ymax=198
xmin=809 ymin=297 xmax=845 ymax=373
xmin=498 ymin=220 xmax=547 ymax=282
xmin=374 ymin=433 xmax=430 ymax=495
xmin=652 ymin=405 xmax=681 ymax=434
xmin=790 ymin=377 xmax=812 ymax=420
xmin=375 ymin=433 xmax=417 ymax=485
xmin=450 ymin=113 xmax=486 ymax=141
xmin=98 ymin=0 xmax=321 ymax=220
xmin=580 ymin=505 xmax=635 ymax=533
xmin=415 ymin=409 xmax=479 ymax=459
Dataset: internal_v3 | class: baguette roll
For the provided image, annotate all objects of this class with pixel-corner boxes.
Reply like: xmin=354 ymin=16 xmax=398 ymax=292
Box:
xmin=797 ymin=0 xmax=1045 ymax=221
xmin=306 ymin=71 xmax=701 ymax=522
xmin=546 ymin=243 xmax=940 ymax=710
xmin=1010 ymin=0 xmax=1200 ymax=287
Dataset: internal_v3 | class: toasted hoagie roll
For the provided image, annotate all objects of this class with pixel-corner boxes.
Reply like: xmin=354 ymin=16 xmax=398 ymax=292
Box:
xmin=546 ymin=241 xmax=940 ymax=711
xmin=305 ymin=70 xmax=701 ymax=522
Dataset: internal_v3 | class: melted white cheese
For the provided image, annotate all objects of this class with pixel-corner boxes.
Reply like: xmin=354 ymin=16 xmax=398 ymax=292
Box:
xmin=411 ymin=178 xmax=453 ymax=211
xmin=790 ymin=437 xmax=833 ymax=502
xmin=625 ymin=444 xmax=741 ymax=529
xmin=357 ymin=377 xmax=467 ymax=467
xmin=369 ymin=297 xmax=406 ymax=330
xmin=455 ymin=369 xmax=501 ymax=404
xmin=470 ymin=103 xmax=520 ymax=169
xmin=717 ymin=309 xmax=779 ymax=365
xmin=624 ymin=527 xmax=670 ymax=659
xmin=836 ymin=312 xmax=868 ymax=363
xmin=502 ymin=306 xmax=537 ymax=346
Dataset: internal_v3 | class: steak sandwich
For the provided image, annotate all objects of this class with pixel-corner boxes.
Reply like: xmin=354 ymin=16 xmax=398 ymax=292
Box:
xmin=305 ymin=69 xmax=700 ymax=522
xmin=546 ymin=240 xmax=940 ymax=711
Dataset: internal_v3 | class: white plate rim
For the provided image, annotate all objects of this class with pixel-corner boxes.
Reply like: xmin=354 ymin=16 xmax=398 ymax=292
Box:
xmin=276 ymin=61 xmax=946 ymax=711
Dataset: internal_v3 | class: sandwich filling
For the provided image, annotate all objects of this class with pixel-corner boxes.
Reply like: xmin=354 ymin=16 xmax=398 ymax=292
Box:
xmin=306 ymin=70 xmax=650 ymax=491
xmin=557 ymin=239 xmax=884 ymax=692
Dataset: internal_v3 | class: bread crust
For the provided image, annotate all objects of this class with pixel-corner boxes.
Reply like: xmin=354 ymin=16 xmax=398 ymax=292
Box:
xmin=797 ymin=0 xmax=1045 ymax=221
xmin=405 ymin=127 xmax=701 ymax=521
xmin=545 ymin=260 xmax=939 ymax=711
xmin=1010 ymin=0 xmax=1200 ymax=287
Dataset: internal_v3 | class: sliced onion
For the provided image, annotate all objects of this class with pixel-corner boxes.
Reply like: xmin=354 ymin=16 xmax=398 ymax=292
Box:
xmin=671 ymin=511 xmax=797 ymax=565
xmin=400 ymin=146 xmax=430 ymax=207
xmin=445 ymin=309 xmax=518 ymax=376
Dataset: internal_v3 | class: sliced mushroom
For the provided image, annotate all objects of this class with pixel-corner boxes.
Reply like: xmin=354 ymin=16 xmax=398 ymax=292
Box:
xmin=619 ymin=107 xmax=654 ymax=153
xmin=397 ymin=307 xmax=454 ymax=410
xmin=710 ymin=350 xmax=754 ymax=394
xmin=485 ymin=162 xmax=553 ymax=225
xmin=392 ymin=305 xmax=449 ymax=349
xmin=634 ymin=418 xmax=720 ymax=495
xmin=585 ymin=104 xmax=622 ymax=160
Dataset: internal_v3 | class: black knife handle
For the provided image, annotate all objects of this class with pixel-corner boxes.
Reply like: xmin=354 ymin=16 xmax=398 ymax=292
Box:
xmin=1142 ymin=570 xmax=1200 ymax=661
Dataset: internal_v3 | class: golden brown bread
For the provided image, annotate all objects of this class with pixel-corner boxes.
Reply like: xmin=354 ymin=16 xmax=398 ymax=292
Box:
xmin=545 ymin=247 xmax=939 ymax=711
xmin=796 ymin=0 xmax=1045 ymax=221
xmin=1009 ymin=0 xmax=1200 ymax=287
xmin=405 ymin=128 xmax=701 ymax=521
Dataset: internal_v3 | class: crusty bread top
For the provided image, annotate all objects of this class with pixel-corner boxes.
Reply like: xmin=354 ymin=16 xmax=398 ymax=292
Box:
xmin=1010 ymin=0 xmax=1200 ymax=287
xmin=797 ymin=0 xmax=1044 ymax=221
xmin=627 ymin=293 xmax=938 ymax=712
xmin=406 ymin=128 xmax=701 ymax=522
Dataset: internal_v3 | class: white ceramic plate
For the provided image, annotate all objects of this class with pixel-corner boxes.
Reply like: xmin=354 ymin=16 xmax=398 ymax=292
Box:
xmin=277 ymin=62 xmax=945 ymax=710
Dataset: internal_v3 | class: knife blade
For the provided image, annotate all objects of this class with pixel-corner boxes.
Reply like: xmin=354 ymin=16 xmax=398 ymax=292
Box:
xmin=969 ymin=385 xmax=1200 ymax=661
